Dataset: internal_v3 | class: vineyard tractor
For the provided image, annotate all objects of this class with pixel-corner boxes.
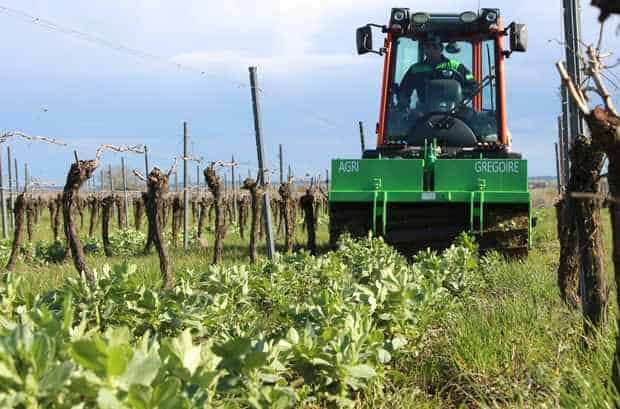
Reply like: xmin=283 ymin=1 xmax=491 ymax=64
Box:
xmin=329 ymin=8 xmax=532 ymax=256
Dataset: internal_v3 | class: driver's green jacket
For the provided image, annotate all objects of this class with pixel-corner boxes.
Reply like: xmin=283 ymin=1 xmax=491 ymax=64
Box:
xmin=398 ymin=56 xmax=474 ymax=104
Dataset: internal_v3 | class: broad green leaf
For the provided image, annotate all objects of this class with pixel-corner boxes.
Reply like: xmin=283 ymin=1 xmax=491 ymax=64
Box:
xmin=106 ymin=344 xmax=132 ymax=378
xmin=62 ymin=292 xmax=74 ymax=332
xmin=377 ymin=348 xmax=391 ymax=364
xmin=97 ymin=388 xmax=123 ymax=409
xmin=152 ymin=378 xmax=188 ymax=409
xmin=39 ymin=362 xmax=73 ymax=394
xmin=0 ymin=360 xmax=21 ymax=385
xmin=31 ymin=335 xmax=52 ymax=377
xmin=70 ymin=339 xmax=107 ymax=377
xmin=127 ymin=384 xmax=152 ymax=409
xmin=245 ymin=351 xmax=268 ymax=371
xmin=391 ymin=336 xmax=408 ymax=350
xmin=287 ymin=328 xmax=299 ymax=345
xmin=173 ymin=330 xmax=201 ymax=376
xmin=105 ymin=327 xmax=131 ymax=347
xmin=118 ymin=350 xmax=160 ymax=389
xmin=347 ymin=364 xmax=376 ymax=380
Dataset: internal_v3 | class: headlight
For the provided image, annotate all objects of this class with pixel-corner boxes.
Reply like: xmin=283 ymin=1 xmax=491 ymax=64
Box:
xmin=459 ymin=11 xmax=478 ymax=23
xmin=393 ymin=10 xmax=406 ymax=22
xmin=411 ymin=13 xmax=430 ymax=24
xmin=485 ymin=11 xmax=498 ymax=23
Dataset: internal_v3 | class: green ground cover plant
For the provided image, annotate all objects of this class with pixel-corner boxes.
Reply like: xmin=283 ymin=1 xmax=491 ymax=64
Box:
xmin=0 ymin=201 xmax=618 ymax=407
xmin=0 ymin=234 xmax=481 ymax=408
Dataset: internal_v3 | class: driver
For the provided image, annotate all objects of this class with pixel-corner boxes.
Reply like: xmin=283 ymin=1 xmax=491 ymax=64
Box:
xmin=397 ymin=34 xmax=474 ymax=109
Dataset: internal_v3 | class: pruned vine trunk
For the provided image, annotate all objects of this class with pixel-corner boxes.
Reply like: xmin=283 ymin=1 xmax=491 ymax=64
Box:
xmin=6 ymin=193 xmax=27 ymax=272
xmin=197 ymin=196 xmax=208 ymax=239
xmin=48 ymin=198 xmax=58 ymax=241
xmin=191 ymin=197 xmax=198 ymax=224
xmin=206 ymin=166 xmax=227 ymax=264
xmin=53 ymin=195 xmax=62 ymax=242
xmin=133 ymin=196 xmax=144 ymax=231
xmin=243 ymin=179 xmax=260 ymax=263
xmin=101 ymin=195 xmax=114 ymax=257
xmin=300 ymin=188 xmax=317 ymax=255
xmin=555 ymin=196 xmax=580 ymax=308
xmin=25 ymin=198 xmax=34 ymax=242
xmin=238 ymin=195 xmax=249 ymax=240
xmin=579 ymin=107 xmax=620 ymax=383
xmin=279 ymin=182 xmax=296 ymax=254
xmin=62 ymin=160 xmax=98 ymax=286
xmin=171 ymin=195 xmax=183 ymax=248
xmin=115 ymin=195 xmax=125 ymax=229
xmin=76 ymin=195 xmax=85 ymax=231
xmin=569 ymin=135 xmax=607 ymax=336
xmin=88 ymin=196 xmax=100 ymax=238
xmin=143 ymin=168 xmax=173 ymax=289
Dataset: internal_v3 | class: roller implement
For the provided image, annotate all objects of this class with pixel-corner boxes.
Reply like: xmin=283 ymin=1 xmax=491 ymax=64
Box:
xmin=329 ymin=9 xmax=531 ymax=256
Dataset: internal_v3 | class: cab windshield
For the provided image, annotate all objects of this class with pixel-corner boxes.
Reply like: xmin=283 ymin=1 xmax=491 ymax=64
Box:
xmin=384 ymin=37 xmax=499 ymax=147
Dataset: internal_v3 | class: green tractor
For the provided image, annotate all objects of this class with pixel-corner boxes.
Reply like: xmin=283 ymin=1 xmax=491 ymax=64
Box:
xmin=329 ymin=9 xmax=531 ymax=256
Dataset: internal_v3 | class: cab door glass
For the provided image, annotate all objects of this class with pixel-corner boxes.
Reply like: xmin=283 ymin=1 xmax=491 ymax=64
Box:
xmin=477 ymin=40 xmax=499 ymax=142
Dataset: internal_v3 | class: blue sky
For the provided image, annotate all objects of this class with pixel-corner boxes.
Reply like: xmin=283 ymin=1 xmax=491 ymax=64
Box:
xmin=0 ymin=0 xmax=618 ymax=186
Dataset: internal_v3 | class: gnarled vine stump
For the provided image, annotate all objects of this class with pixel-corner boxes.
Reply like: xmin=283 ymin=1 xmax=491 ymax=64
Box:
xmin=6 ymin=193 xmax=27 ymax=272
xmin=300 ymin=187 xmax=317 ymax=255
xmin=144 ymin=168 xmax=173 ymax=289
xmin=63 ymin=160 xmax=98 ymax=286
xmin=242 ymin=179 xmax=260 ymax=263
xmin=206 ymin=165 xmax=227 ymax=264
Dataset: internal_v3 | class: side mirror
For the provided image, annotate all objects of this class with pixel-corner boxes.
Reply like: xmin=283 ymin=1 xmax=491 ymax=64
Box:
xmin=510 ymin=23 xmax=528 ymax=53
xmin=356 ymin=26 xmax=373 ymax=55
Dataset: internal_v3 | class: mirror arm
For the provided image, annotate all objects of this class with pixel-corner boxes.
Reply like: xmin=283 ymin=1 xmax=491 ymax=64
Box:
xmin=370 ymin=48 xmax=386 ymax=56
xmin=368 ymin=23 xmax=388 ymax=32
xmin=502 ymin=22 xmax=515 ymax=36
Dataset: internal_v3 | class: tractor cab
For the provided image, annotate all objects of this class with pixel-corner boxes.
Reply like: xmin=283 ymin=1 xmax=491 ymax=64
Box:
xmin=328 ymin=8 xmax=531 ymax=258
xmin=357 ymin=9 xmax=527 ymax=154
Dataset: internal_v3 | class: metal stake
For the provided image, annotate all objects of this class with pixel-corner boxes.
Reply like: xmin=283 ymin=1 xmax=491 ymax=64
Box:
xmin=555 ymin=143 xmax=562 ymax=194
xmin=278 ymin=144 xmax=283 ymax=185
xmin=14 ymin=158 xmax=19 ymax=194
xmin=359 ymin=121 xmax=366 ymax=154
xmin=121 ymin=157 xmax=129 ymax=229
xmin=24 ymin=162 xmax=29 ymax=193
xmin=183 ymin=122 xmax=189 ymax=250
xmin=249 ymin=66 xmax=275 ymax=259
xmin=562 ymin=0 xmax=585 ymax=142
xmin=144 ymin=145 xmax=150 ymax=180
xmin=7 ymin=147 xmax=13 ymax=230
xmin=0 ymin=149 xmax=7 ymax=239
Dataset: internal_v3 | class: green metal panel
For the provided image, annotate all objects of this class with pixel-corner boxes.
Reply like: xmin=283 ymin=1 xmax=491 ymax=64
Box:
xmin=331 ymin=159 xmax=424 ymax=191
xmin=329 ymin=191 xmax=530 ymax=204
xmin=435 ymin=159 xmax=528 ymax=192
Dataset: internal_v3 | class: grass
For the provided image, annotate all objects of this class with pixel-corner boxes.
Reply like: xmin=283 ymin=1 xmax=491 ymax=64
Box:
xmin=360 ymin=206 xmax=620 ymax=407
xmin=9 ymin=209 xmax=330 ymax=297
xmin=5 ymin=191 xmax=620 ymax=407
